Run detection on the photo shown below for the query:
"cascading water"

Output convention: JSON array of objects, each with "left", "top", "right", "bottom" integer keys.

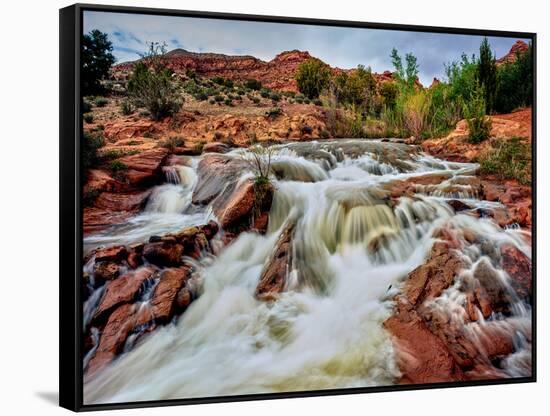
[{"left": 83, "top": 139, "right": 531, "bottom": 404}]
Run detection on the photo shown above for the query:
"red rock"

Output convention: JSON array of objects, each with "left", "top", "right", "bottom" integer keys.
[
  {"left": 83, "top": 169, "right": 124, "bottom": 195},
  {"left": 256, "top": 222, "right": 294, "bottom": 300},
  {"left": 92, "top": 261, "right": 121, "bottom": 285},
  {"left": 103, "top": 119, "right": 154, "bottom": 141},
  {"left": 83, "top": 207, "right": 135, "bottom": 236},
  {"left": 142, "top": 240, "right": 184, "bottom": 267},
  {"left": 116, "top": 148, "right": 169, "bottom": 188},
  {"left": 94, "top": 245, "right": 127, "bottom": 263},
  {"left": 496, "top": 40, "right": 529, "bottom": 66},
  {"left": 473, "top": 259, "right": 512, "bottom": 315},
  {"left": 501, "top": 245, "right": 532, "bottom": 302},
  {"left": 202, "top": 142, "right": 231, "bottom": 153},
  {"left": 147, "top": 267, "right": 193, "bottom": 323},
  {"left": 92, "top": 266, "right": 158, "bottom": 325},
  {"left": 384, "top": 301, "right": 465, "bottom": 384},
  {"left": 447, "top": 199, "right": 472, "bottom": 212},
  {"left": 402, "top": 243, "right": 463, "bottom": 306},
  {"left": 86, "top": 303, "right": 139, "bottom": 374},
  {"left": 93, "top": 190, "right": 151, "bottom": 212}
]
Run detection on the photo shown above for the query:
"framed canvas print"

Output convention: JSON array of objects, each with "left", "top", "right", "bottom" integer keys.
[{"left": 59, "top": 3, "right": 536, "bottom": 411}]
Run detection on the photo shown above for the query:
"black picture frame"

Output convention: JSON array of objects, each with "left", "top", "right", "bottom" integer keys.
[{"left": 59, "top": 3, "right": 537, "bottom": 412}]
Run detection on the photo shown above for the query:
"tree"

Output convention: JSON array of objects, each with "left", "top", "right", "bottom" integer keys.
[
  {"left": 127, "top": 42, "right": 181, "bottom": 120},
  {"left": 390, "top": 48, "right": 419, "bottom": 88},
  {"left": 477, "top": 37, "right": 497, "bottom": 113},
  {"left": 81, "top": 30, "right": 115, "bottom": 96},
  {"left": 295, "top": 58, "right": 331, "bottom": 99},
  {"left": 494, "top": 43, "right": 533, "bottom": 113}
]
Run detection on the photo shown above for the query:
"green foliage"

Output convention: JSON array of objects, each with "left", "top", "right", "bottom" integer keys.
[
  {"left": 494, "top": 44, "right": 533, "bottom": 113},
  {"left": 266, "top": 107, "right": 282, "bottom": 118},
  {"left": 82, "top": 132, "right": 105, "bottom": 171},
  {"left": 445, "top": 53, "right": 478, "bottom": 104},
  {"left": 83, "top": 113, "right": 94, "bottom": 124},
  {"left": 295, "top": 58, "right": 331, "bottom": 99},
  {"left": 462, "top": 86, "right": 492, "bottom": 144},
  {"left": 319, "top": 129, "right": 330, "bottom": 139},
  {"left": 477, "top": 38, "right": 498, "bottom": 113},
  {"left": 252, "top": 97, "right": 261, "bottom": 104},
  {"left": 158, "top": 136, "right": 184, "bottom": 151},
  {"left": 120, "top": 100, "right": 135, "bottom": 115},
  {"left": 94, "top": 97, "right": 108, "bottom": 107},
  {"left": 313, "top": 99, "right": 323, "bottom": 106},
  {"left": 127, "top": 42, "right": 182, "bottom": 121},
  {"left": 379, "top": 82, "right": 399, "bottom": 109},
  {"left": 270, "top": 92, "right": 281, "bottom": 102},
  {"left": 214, "top": 94, "right": 224, "bottom": 102},
  {"left": 478, "top": 137, "right": 531, "bottom": 184},
  {"left": 260, "top": 89, "right": 270, "bottom": 98},
  {"left": 391, "top": 48, "right": 419, "bottom": 88},
  {"left": 244, "top": 79, "right": 262, "bottom": 90},
  {"left": 82, "top": 100, "right": 92, "bottom": 113},
  {"left": 401, "top": 90, "right": 431, "bottom": 139},
  {"left": 212, "top": 77, "right": 225, "bottom": 85},
  {"left": 331, "top": 65, "right": 377, "bottom": 114},
  {"left": 109, "top": 160, "right": 128, "bottom": 173},
  {"left": 194, "top": 140, "right": 206, "bottom": 153},
  {"left": 81, "top": 30, "right": 115, "bottom": 96},
  {"left": 224, "top": 98, "right": 233, "bottom": 106}
]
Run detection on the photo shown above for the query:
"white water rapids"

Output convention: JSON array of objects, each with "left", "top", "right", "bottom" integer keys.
[{"left": 83, "top": 140, "right": 532, "bottom": 404}]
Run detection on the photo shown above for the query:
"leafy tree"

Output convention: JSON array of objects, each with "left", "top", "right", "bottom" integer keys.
[
  {"left": 81, "top": 30, "right": 115, "bottom": 96},
  {"left": 445, "top": 53, "right": 478, "bottom": 104},
  {"left": 380, "top": 82, "right": 399, "bottom": 109},
  {"left": 494, "top": 43, "right": 533, "bottom": 113},
  {"left": 296, "top": 58, "right": 331, "bottom": 99},
  {"left": 462, "top": 85, "right": 491, "bottom": 143},
  {"left": 244, "top": 79, "right": 262, "bottom": 90},
  {"left": 127, "top": 42, "right": 182, "bottom": 120},
  {"left": 390, "top": 48, "right": 419, "bottom": 88},
  {"left": 477, "top": 37, "right": 497, "bottom": 113}
]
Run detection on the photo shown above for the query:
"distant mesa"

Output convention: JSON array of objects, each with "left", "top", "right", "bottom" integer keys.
[{"left": 112, "top": 40, "right": 528, "bottom": 92}]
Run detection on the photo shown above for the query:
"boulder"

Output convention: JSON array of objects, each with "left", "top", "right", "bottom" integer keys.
[
  {"left": 92, "top": 266, "right": 158, "bottom": 325},
  {"left": 92, "top": 261, "right": 121, "bottom": 286},
  {"left": 202, "top": 142, "right": 231, "bottom": 154},
  {"left": 142, "top": 239, "right": 184, "bottom": 267},
  {"left": 473, "top": 259, "right": 512, "bottom": 315},
  {"left": 117, "top": 148, "right": 169, "bottom": 188},
  {"left": 501, "top": 245, "right": 532, "bottom": 303},
  {"left": 94, "top": 245, "right": 127, "bottom": 263},
  {"left": 146, "top": 267, "right": 193, "bottom": 323},
  {"left": 256, "top": 222, "right": 295, "bottom": 300}
]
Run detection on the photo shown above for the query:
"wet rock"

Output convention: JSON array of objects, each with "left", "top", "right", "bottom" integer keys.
[
  {"left": 83, "top": 208, "right": 135, "bottom": 236},
  {"left": 447, "top": 199, "right": 472, "bottom": 212},
  {"left": 403, "top": 243, "right": 463, "bottom": 305},
  {"left": 384, "top": 300, "right": 466, "bottom": 384},
  {"left": 117, "top": 148, "right": 169, "bottom": 188},
  {"left": 473, "top": 259, "right": 512, "bottom": 316},
  {"left": 143, "top": 240, "right": 184, "bottom": 267},
  {"left": 146, "top": 266, "right": 193, "bottom": 323},
  {"left": 501, "top": 245, "right": 532, "bottom": 303},
  {"left": 93, "top": 190, "right": 151, "bottom": 212},
  {"left": 94, "top": 245, "right": 127, "bottom": 263},
  {"left": 203, "top": 142, "right": 231, "bottom": 153},
  {"left": 256, "top": 222, "right": 295, "bottom": 301},
  {"left": 192, "top": 154, "right": 249, "bottom": 205},
  {"left": 86, "top": 303, "right": 139, "bottom": 374},
  {"left": 93, "top": 261, "right": 121, "bottom": 285},
  {"left": 92, "top": 266, "right": 158, "bottom": 325}
]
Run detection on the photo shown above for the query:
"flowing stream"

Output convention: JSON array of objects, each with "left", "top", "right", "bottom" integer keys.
[{"left": 83, "top": 139, "right": 532, "bottom": 404}]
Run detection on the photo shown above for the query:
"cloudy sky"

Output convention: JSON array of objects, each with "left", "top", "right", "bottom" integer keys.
[{"left": 84, "top": 11, "right": 527, "bottom": 86}]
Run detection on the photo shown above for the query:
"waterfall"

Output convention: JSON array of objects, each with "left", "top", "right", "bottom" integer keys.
[{"left": 83, "top": 139, "right": 531, "bottom": 404}]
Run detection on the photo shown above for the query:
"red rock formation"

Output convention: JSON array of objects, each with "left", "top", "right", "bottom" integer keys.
[{"left": 496, "top": 40, "right": 529, "bottom": 66}]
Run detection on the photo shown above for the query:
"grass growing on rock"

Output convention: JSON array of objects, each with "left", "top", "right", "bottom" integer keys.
[{"left": 478, "top": 137, "right": 531, "bottom": 184}]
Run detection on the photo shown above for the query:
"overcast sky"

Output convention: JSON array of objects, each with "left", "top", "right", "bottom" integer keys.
[{"left": 84, "top": 11, "right": 527, "bottom": 86}]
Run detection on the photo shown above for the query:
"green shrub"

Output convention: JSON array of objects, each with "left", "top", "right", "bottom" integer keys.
[
  {"left": 252, "top": 97, "right": 261, "bottom": 104},
  {"left": 81, "top": 30, "right": 115, "bottom": 96},
  {"left": 244, "top": 79, "right": 262, "bottom": 90},
  {"left": 463, "top": 86, "right": 491, "bottom": 144},
  {"left": 478, "top": 137, "right": 531, "bottom": 184},
  {"left": 209, "top": 99, "right": 216, "bottom": 105},
  {"left": 260, "top": 89, "right": 270, "bottom": 98},
  {"left": 83, "top": 113, "right": 94, "bottom": 124},
  {"left": 494, "top": 44, "right": 533, "bottom": 113},
  {"left": 127, "top": 42, "right": 182, "bottom": 121},
  {"left": 214, "top": 95, "right": 224, "bottom": 102},
  {"left": 82, "top": 132, "right": 105, "bottom": 171},
  {"left": 313, "top": 99, "right": 323, "bottom": 106},
  {"left": 270, "top": 92, "right": 281, "bottom": 102},
  {"left": 212, "top": 76, "right": 225, "bottom": 85},
  {"left": 158, "top": 136, "right": 184, "bottom": 151},
  {"left": 224, "top": 79, "right": 234, "bottom": 88},
  {"left": 82, "top": 100, "right": 92, "bottom": 113},
  {"left": 266, "top": 107, "right": 282, "bottom": 118},
  {"left": 319, "top": 129, "right": 330, "bottom": 139},
  {"left": 120, "top": 100, "right": 135, "bottom": 115},
  {"left": 224, "top": 98, "right": 233, "bottom": 106},
  {"left": 94, "top": 97, "right": 108, "bottom": 107},
  {"left": 194, "top": 91, "right": 208, "bottom": 101},
  {"left": 295, "top": 58, "right": 331, "bottom": 99},
  {"left": 109, "top": 160, "right": 128, "bottom": 173}
]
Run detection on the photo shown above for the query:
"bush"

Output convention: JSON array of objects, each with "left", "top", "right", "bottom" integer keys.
[
  {"left": 296, "top": 58, "right": 331, "bottom": 99},
  {"left": 214, "top": 94, "right": 224, "bottom": 102},
  {"left": 127, "top": 42, "right": 182, "bottom": 121},
  {"left": 209, "top": 99, "right": 216, "bottom": 105},
  {"left": 120, "top": 100, "right": 135, "bottom": 115},
  {"left": 260, "top": 89, "right": 270, "bottom": 98},
  {"left": 313, "top": 98, "right": 323, "bottom": 106},
  {"left": 82, "top": 100, "right": 92, "bottom": 113},
  {"left": 402, "top": 90, "right": 431, "bottom": 140},
  {"left": 83, "top": 113, "right": 94, "bottom": 124},
  {"left": 463, "top": 86, "right": 491, "bottom": 144},
  {"left": 478, "top": 137, "right": 531, "bottom": 184},
  {"left": 319, "top": 129, "right": 330, "bottom": 139},
  {"left": 194, "top": 91, "right": 208, "bottom": 101},
  {"left": 270, "top": 92, "right": 281, "bottom": 102},
  {"left": 194, "top": 140, "right": 206, "bottom": 153},
  {"left": 494, "top": 44, "right": 533, "bottom": 113},
  {"left": 158, "top": 136, "right": 184, "bottom": 151},
  {"left": 82, "top": 132, "right": 105, "bottom": 171},
  {"left": 224, "top": 98, "right": 233, "bottom": 106},
  {"left": 244, "top": 79, "right": 262, "bottom": 90},
  {"left": 252, "top": 97, "right": 261, "bottom": 104},
  {"left": 94, "top": 97, "right": 108, "bottom": 107},
  {"left": 212, "top": 76, "right": 225, "bottom": 85},
  {"left": 266, "top": 107, "right": 282, "bottom": 118},
  {"left": 81, "top": 30, "right": 115, "bottom": 96},
  {"left": 109, "top": 160, "right": 128, "bottom": 173}
]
